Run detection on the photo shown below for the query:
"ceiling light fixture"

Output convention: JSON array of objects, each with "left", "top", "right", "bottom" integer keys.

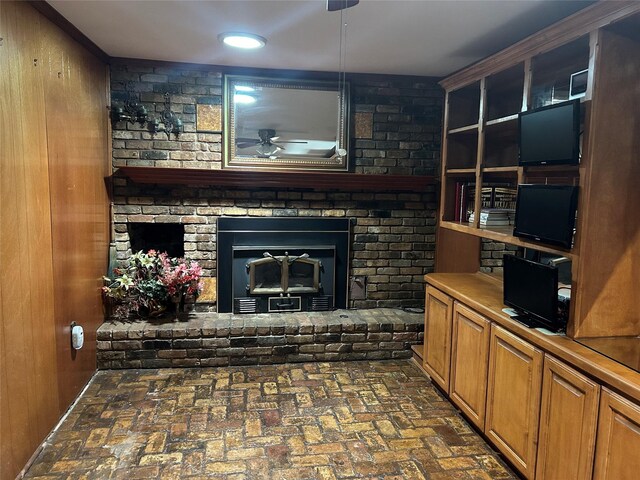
[
  {"left": 256, "top": 143, "right": 281, "bottom": 157},
  {"left": 218, "top": 32, "right": 266, "bottom": 49},
  {"left": 234, "top": 94, "right": 257, "bottom": 105}
]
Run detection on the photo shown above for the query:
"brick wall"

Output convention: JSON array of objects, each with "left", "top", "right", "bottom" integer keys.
[
  {"left": 479, "top": 240, "right": 519, "bottom": 274},
  {"left": 111, "top": 61, "right": 443, "bottom": 308}
]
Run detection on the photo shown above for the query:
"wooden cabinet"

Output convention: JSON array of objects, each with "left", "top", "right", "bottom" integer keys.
[
  {"left": 593, "top": 389, "right": 640, "bottom": 479},
  {"left": 423, "top": 286, "right": 454, "bottom": 392},
  {"left": 449, "top": 302, "right": 491, "bottom": 429},
  {"left": 421, "top": 280, "right": 640, "bottom": 480},
  {"left": 486, "top": 324, "right": 543, "bottom": 479},
  {"left": 535, "top": 356, "right": 600, "bottom": 480}
]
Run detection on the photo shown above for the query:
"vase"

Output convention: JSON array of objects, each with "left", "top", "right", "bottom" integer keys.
[{"left": 171, "top": 292, "right": 187, "bottom": 321}]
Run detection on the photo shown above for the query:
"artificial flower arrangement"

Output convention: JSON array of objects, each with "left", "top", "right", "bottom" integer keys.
[{"left": 102, "top": 250, "right": 203, "bottom": 319}]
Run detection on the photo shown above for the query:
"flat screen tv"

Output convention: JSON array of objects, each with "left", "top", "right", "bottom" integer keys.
[
  {"left": 519, "top": 99, "right": 580, "bottom": 166},
  {"left": 513, "top": 184, "right": 578, "bottom": 249},
  {"left": 503, "top": 255, "right": 560, "bottom": 331}
]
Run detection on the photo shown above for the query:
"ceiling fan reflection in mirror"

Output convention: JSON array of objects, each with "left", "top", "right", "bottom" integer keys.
[{"left": 236, "top": 129, "right": 308, "bottom": 156}]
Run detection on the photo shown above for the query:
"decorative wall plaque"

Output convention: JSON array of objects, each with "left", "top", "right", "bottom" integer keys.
[{"left": 196, "top": 104, "right": 222, "bottom": 133}]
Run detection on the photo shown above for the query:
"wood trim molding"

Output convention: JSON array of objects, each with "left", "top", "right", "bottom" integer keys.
[
  {"left": 440, "top": 1, "right": 640, "bottom": 91},
  {"left": 28, "top": 1, "right": 110, "bottom": 63},
  {"left": 110, "top": 57, "right": 441, "bottom": 84}
]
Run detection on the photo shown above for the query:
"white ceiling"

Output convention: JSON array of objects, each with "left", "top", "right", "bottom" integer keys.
[{"left": 49, "top": 0, "right": 593, "bottom": 77}]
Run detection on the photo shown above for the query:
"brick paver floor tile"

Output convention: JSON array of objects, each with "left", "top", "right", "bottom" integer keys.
[{"left": 24, "top": 360, "right": 516, "bottom": 479}]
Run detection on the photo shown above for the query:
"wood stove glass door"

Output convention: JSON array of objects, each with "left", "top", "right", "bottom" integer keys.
[{"left": 248, "top": 257, "right": 284, "bottom": 294}]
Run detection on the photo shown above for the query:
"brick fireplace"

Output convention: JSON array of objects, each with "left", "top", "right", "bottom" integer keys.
[{"left": 110, "top": 60, "right": 447, "bottom": 309}]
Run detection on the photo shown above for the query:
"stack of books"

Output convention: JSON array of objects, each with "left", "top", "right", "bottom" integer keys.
[
  {"left": 469, "top": 208, "right": 515, "bottom": 226},
  {"left": 453, "top": 183, "right": 517, "bottom": 222}
]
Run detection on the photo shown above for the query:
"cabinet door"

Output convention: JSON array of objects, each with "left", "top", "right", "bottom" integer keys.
[
  {"left": 450, "top": 302, "right": 491, "bottom": 430},
  {"left": 486, "top": 324, "right": 543, "bottom": 479},
  {"left": 535, "top": 356, "right": 600, "bottom": 480},
  {"left": 593, "top": 388, "right": 640, "bottom": 480},
  {"left": 423, "top": 286, "right": 453, "bottom": 392}
]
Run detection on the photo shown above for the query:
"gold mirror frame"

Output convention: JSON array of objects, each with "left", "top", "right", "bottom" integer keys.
[{"left": 224, "top": 75, "right": 350, "bottom": 171}]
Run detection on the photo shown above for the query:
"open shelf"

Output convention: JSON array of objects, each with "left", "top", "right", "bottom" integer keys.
[
  {"left": 439, "top": 220, "right": 577, "bottom": 259},
  {"left": 446, "top": 131, "right": 478, "bottom": 170},
  {"left": 449, "top": 124, "right": 479, "bottom": 135},
  {"left": 486, "top": 64, "right": 525, "bottom": 121},
  {"left": 448, "top": 82, "right": 481, "bottom": 130},
  {"left": 524, "top": 166, "right": 580, "bottom": 186},
  {"left": 485, "top": 114, "right": 519, "bottom": 127},
  {"left": 530, "top": 36, "right": 590, "bottom": 108},
  {"left": 115, "top": 166, "right": 436, "bottom": 192},
  {"left": 483, "top": 166, "right": 519, "bottom": 173},
  {"left": 447, "top": 168, "right": 477, "bottom": 174},
  {"left": 484, "top": 118, "right": 519, "bottom": 168}
]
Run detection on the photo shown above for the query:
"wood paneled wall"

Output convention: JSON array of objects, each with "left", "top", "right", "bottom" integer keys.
[{"left": 0, "top": 3, "right": 110, "bottom": 478}]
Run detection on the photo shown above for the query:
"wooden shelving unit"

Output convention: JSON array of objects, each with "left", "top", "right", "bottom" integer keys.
[
  {"left": 435, "top": 1, "right": 640, "bottom": 341},
  {"left": 116, "top": 166, "right": 436, "bottom": 192}
]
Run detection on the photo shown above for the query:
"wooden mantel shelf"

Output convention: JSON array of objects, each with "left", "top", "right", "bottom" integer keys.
[{"left": 115, "top": 166, "right": 436, "bottom": 192}]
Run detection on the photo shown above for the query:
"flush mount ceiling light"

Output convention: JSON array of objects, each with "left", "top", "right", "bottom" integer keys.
[
  {"left": 218, "top": 32, "right": 266, "bottom": 49},
  {"left": 234, "top": 94, "right": 256, "bottom": 104}
]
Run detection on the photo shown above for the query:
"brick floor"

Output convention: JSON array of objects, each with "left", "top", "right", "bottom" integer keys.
[{"left": 24, "top": 361, "right": 516, "bottom": 479}]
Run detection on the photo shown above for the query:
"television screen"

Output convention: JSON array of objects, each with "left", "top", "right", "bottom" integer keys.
[
  {"left": 513, "top": 184, "right": 578, "bottom": 248},
  {"left": 519, "top": 99, "right": 580, "bottom": 166},
  {"left": 503, "top": 255, "right": 559, "bottom": 330}
]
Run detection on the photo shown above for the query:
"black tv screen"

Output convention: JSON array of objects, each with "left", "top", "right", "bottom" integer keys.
[
  {"left": 503, "top": 255, "right": 559, "bottom": 330},
  {"left": 513, "top": 184, "right": 578, "bottom": 248},
  {"left": 519, "top": 99, "right": 580, "bottom": 166}
]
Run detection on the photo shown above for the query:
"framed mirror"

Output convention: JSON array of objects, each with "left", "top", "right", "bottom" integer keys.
[{"left": 224, "top": 75, "right": 350, "bottom": 171}]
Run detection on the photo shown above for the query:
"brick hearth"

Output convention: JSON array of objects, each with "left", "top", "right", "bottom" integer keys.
[{"left": 97, "top": 309, "right": 423, "bottom": 369}]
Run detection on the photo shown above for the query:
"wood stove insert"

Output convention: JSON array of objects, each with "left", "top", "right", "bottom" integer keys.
[{"left": 217, "top": 218, "right": 350, "bottom": 313}]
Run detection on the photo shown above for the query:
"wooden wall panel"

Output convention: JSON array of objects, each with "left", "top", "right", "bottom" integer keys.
[
  {"left": 573, "top": 27, "right": 640, "bottom": 337},
  {"left": 0, "top": 3, "right": 60, "bottom": 477},
  {"left": 39, "top": 7, "right": 110, "bottom": 412},
  {"left": 0, "top": 2, "right": 109, "bottom": 478},
  {"left": 434, "top": 227, "right": 480, "bottom": 273}
]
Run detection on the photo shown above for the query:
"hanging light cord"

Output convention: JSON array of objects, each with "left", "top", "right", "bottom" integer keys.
[{"left": 336, "top": 3, "right": 348, "bottom": 157}]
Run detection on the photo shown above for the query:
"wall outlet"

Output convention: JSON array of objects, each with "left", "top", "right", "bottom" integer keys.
[{"left": 350, "top": 276, "right": 366, "bottom": 300}]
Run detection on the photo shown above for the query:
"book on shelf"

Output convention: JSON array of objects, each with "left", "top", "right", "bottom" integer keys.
[
  {"left": 481, "top": 184, "right": 518, "bottom": 210},
  {"left": 454, "top": 182, "right": 462, "bottom": 222},
  {"left": 453, "top": 182, "right": 515, "bottom": 222},
  {"left": 454, "top": 181, "right": 476, "bottom": 222}
]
